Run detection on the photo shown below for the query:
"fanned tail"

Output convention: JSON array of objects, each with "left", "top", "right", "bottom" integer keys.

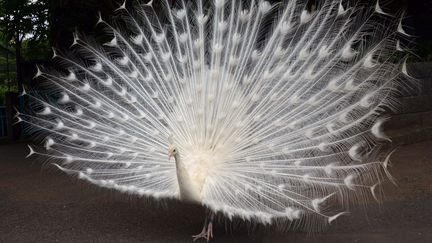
[{"left": 20, "top": 0, "right": 412, "bottom": 231}]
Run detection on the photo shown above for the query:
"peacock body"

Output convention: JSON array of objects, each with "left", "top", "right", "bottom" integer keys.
[{"left": 21, "top": 0, "right": 412, "bottom": 232}]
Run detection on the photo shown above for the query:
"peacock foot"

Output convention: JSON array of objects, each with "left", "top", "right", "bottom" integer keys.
[{"left": 192, "top": 221, "right": 213, "bottom": 242}]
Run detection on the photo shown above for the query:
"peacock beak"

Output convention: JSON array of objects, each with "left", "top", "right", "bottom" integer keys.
[{"left": 168, "top": 152, "right": 173, "bottom": 160}]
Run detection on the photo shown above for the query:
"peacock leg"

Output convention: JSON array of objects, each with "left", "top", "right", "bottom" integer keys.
[{"left": 192, "top": 211, "right": 214, "bottom": 242}]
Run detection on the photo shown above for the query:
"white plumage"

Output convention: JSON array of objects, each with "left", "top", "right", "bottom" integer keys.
[{"left": 21, "top": 0, "right": 411, "bottom": 232}]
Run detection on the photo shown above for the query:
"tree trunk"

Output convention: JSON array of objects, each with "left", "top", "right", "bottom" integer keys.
[
  {"left": 14, "top": 3, "right": 23, "bottom": 95},
  {"left": 15, "top": 39, "right": 23, "bottom": 94}
]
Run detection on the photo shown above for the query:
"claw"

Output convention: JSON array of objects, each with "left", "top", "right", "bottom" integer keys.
[
  {"left": 192, "top": 222, "right": 213, "bottom": 242},
  {"left": 207, "top": 222, "right": 213, "bottom": 242},
  {"left": 192, "top": 211, "right": 215, "bottom": 242},
  {"left": 192, "top": 229, "right": 206, "bottom": 241}
]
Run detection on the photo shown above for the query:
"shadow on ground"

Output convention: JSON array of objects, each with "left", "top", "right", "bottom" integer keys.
[{"left": 1, "top": 141, "right": 431, "bottom": 242}]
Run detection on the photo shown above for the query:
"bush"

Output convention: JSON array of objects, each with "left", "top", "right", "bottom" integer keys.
[{"left": 0, "top": 81, "right": 17, "bottom": 106}]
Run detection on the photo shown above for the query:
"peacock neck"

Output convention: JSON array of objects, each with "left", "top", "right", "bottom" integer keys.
[{"left": 173, "top": 152, "right": 200, "bottom": 203}]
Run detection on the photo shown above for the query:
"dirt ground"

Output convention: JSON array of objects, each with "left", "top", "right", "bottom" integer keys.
[{"left": 0, "top": 141, "right": 431, "bottom": 243}]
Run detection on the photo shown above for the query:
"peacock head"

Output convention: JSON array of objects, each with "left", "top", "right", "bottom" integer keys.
[
  {"left": 168, "top": 145, "right": 178, "bottom": 160},
  {"left": 168, "top": 134, "right": 178, "bottom": 160}
]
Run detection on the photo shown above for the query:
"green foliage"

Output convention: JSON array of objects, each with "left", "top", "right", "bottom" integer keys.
[
  {"left": 21, "top": 38, "right": 51, "bottom": 60},
  {"left": 0, "top": 81, "right": 17, "bottom": 105},
  {"left": 0, "top": 0, "right": 49, "bottom": 46},
  {"left": 0, "top": 45, "right": 16, "bottom": 105},
  {"left": 0, "top": 0, "right": 50, "bottom": 103}
]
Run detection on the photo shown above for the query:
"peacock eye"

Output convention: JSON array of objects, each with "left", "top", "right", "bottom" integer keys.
[{"left": 173, "top": 149, "right": 176, "bottom": 153}]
